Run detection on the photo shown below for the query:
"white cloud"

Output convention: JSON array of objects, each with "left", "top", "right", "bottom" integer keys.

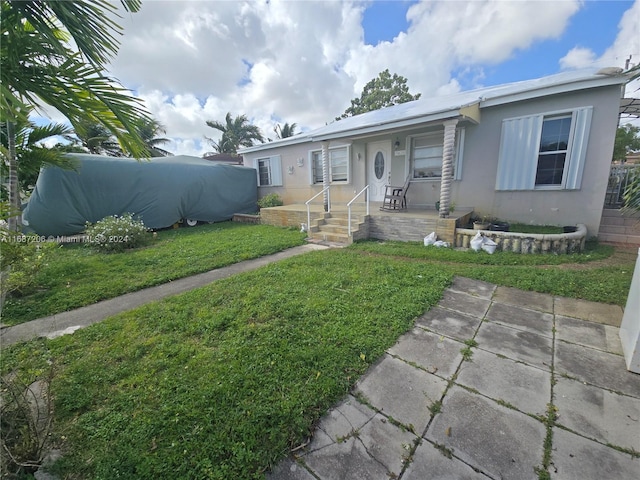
[
  {"left": 35, "top": 0, "right": 634, "bottom": 156},
  {"left": 560, "top": 47, "right": 598, "bottom": 70}
]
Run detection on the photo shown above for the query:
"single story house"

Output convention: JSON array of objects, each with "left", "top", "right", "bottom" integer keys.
[{"left": 240, "top": 67, "right": 633, "bottom": 245}]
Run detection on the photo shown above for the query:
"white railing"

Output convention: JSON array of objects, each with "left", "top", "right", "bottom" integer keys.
[
  {"left": 305, "top": 186, "right": 330, "bottom": 233},
  {"left": 347, "top": 185, "right": 370, "bottom": 237}
]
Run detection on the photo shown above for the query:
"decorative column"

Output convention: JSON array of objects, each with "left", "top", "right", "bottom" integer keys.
[
  {"left": 321, "top": 141, "right": 329, "bottom": 212},
  {"left": 438, "top": 119, "right": 458, "bottom": 218}
]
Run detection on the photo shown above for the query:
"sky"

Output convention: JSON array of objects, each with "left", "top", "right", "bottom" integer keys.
[{"left": 43, "top": 0, "right": 640, "bottom": 156}]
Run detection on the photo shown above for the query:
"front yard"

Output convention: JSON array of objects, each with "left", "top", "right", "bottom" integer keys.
[{"left": 1, "top": 225, "right": 636, "bottom": 478}]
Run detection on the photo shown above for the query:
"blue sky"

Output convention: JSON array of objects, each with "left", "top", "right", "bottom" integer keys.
[
  {"left": 38, "top": 0, "right": 640, "bottom": 155},
  {"left": 362, "top": 0, "right": 636, "bottom": 89}
]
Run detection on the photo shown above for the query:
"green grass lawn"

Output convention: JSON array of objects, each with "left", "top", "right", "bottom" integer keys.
[
  {"left": 1, "top": 232, "right": 636, "bottom": 479},
  {"left": 2, "top": 222, "right": 307, "bottom": 325}
]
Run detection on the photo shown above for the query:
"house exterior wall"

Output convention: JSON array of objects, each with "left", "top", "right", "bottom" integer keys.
[
  {"left": 449, "top": 86, "right": 622, "bottom": 236},
  {"left": 243, "top": 82, "right": 622, "bottom": 238}
]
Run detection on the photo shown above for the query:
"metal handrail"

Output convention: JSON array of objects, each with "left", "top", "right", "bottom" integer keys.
[
  {"left": 347, "top": 185, "right": 369, "bottom": 237},
  {"left": 305, "top": 186, "right": 330, "bottom": 233}
]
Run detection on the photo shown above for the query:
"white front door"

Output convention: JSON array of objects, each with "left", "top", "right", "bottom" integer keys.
[{"left": 367, "top": 141, "right": 391, "bottom": 202}]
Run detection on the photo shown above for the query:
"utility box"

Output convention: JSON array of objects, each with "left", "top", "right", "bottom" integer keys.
[{"left": 620, "top": 247, "right": 640, "bottom": 374}]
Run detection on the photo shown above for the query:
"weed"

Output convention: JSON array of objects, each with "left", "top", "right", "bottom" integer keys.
[
  {"left": 433, "top": 442, "right": 453, "bottom": 459},
  {"left": 428, "top": 400, "right": 442, "bottom": 415}
]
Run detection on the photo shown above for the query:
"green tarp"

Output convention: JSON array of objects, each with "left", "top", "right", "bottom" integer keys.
[{"left": 23, "top": 154, "right": 258, "bottom": 236}]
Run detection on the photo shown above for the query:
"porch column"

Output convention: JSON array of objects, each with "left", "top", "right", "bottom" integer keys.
[
  {"left": 438, "top": 119, "right": 458, "bottom": 218},
  {"left": 321, "top": 141, "right": 329, "bottom": 212}
]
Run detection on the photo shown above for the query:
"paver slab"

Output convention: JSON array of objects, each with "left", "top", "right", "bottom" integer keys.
[
  {"left": 403, "top": 439, "right": 488, "bottom": 480},
  {"left": 493, "top": 286, "right": 554, "bottom": 312},
  {"left": 555, "top": 315, "right": 623, "bottom": 354},
  {"left": 425, "top": 386, "right": 546, "bottom": 480},
  {"left": 266, "top": 458, "right": 316, "bottom": 480},
  {"left": 388, "top": 327, "right": 463, "bottom": 379},
  {"left": 476, "top": 322, "right": 553, "bottom": 371},
  {"left": 302, "top": 437, "right": 390, "bottom": 480},
  {"left": 456, "top": 348, "right": 551, "bottom": 416},
  {"left": 313, "top": 395, "right": 376, "bottom": 444},
  {"left": 415, "top": 306, "right": 482, "bottom": 342},
  {"left": 437, "top": 290, "right": 491, "bottom": 318},
  {"left": 554, "top": 376, "right": 640, "bottom": 451},
  {"left": 356, "top": 413, "right": 418, "bottom": 476},
  {"left": 354, "top": 354, "right": 447, "bottom": 433},
  {"left": 449, "top": 277, "right": 496, "bottom": 299},
  {"left": 554, "top": 340, "right": 640, "bottom": 398},
  {"left": 554, "top": 297, "right": 623, "bottom": 327},
  {"left": 551, "top": 427, "right": 640, "bottom": 480},
  {"left": 485, "top": 302, "right": 553, "bottom": 337}
]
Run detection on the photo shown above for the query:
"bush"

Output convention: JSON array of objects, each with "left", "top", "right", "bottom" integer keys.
[
  {"left": 257, "top": 193, "right": 283, "bottom": 209},
  {"left": 85, "top": 213, "right": 149, "bottom": 253}
]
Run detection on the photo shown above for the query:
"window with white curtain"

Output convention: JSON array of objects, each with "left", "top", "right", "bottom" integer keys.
[{"left": 496, "top": 107, "right": 592, "bottom": 190}]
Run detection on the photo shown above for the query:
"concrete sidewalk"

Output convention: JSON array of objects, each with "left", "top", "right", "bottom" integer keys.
[
  {"left": 268, "top": 277, "right": 640, "bottom": 480},
  {"left": 0, "top": 244, "right": 328, "bottom": 346}
]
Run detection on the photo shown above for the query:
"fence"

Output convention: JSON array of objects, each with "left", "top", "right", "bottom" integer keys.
[{"left": 604, "top": 164, "right": 640, "bottom": 208}]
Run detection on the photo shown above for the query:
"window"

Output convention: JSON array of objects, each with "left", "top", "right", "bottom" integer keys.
[
  {"left": 309, "top": 146, "right": 350, "bottom": 184},
  {"left": 535, "top": 115, "right": 572, "bottom": 186},
  {"left": 253, "top": 156, "right": 282, "bottom": 186},
  {"left": 410, "top": 129, "right": 465, "bottom": 180},
  {"left": 413, "top": 134, "right": 444, "bottom": 179},
  {"left": 496, "top": 107, "right": 592, "bottom": 191}
]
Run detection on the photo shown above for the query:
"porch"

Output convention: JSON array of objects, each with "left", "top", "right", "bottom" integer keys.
[{"left": 258, "top": 203, "right": 474, "bottom": 245}]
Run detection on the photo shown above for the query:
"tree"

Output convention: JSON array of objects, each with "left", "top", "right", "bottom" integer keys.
[
  {"left": 136, "top": 118, "right": 173, "bottom": 157},
  {"left": 613, "top": 124, "right": 640, "bottom": 163},
  {"left": 1, "top": 0, "right": 152, "bottom": 230},
  {"left": 1, "top": 115, "right": 77, "bottom": 200},
  {"left": 73, "top": 120, "right": 123, "bottom": 156},
  {"left": 337, "top": 69, "right": 421, "bottom": 120},
  {"left": 274, "top": 122, "right": 297, "bottom": 139},
  {"left": 205, "top": 113, "right": 264, "bottom": 154}
]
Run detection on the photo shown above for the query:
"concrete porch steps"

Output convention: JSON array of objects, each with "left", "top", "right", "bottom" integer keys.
[
  {"left": 598, "top": 208, "right": 640, "bottom": 246},
  {"left": 307, "top": 212, "right": 364, "bottom": 245}
]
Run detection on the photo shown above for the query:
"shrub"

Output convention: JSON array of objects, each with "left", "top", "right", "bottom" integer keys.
[
  {"left": 1, "top": 221, "right": 57, "bottom": 304},
  {"left": 85, "top": 213, "right": 149, "bottom": 253},
  {"left": 257, "top": 193, "right": 283, "bottom": 209}
]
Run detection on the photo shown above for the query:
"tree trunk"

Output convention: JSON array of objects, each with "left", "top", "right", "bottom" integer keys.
[{"left": 7, "top": 121, "right": 22, "bottom": 231}]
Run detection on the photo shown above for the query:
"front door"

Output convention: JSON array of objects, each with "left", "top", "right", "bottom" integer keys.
[{"left": 367, "top": 141, "right": 391, "bottom": 202}]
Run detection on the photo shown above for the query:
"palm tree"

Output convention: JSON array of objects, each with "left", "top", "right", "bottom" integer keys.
[
  {"left": 205, "top": 113, "right": 264, "bottom": 154},
  {"left": 73, "top": 120, "right": 123, "bottom": 156},
  {"left": 1, "top": 0, "right": 152, "bottom": 230},
  {"left": 136, "top": 118, "right": 173, "bottom": 157},
  {"left": 274, "top": 122, "right": 297, "bottom": 139},
  {"left": 1, "top": 115, "right": 77, "bottom": 199}
]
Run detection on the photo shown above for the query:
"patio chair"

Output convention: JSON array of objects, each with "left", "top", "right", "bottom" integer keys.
[{"left": 380, "top": 175, "right": 411, "bottom": 211}]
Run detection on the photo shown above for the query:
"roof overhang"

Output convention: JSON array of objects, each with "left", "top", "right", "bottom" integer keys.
[{"left": 620, "top": 97, "right": 640, "bottom": 118}]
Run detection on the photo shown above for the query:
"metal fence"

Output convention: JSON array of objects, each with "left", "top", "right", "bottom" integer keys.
[{"left": 605, "top": 164, "right": 640, "bottom": 208}]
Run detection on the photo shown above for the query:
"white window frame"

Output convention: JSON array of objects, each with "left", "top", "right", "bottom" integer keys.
[
  {"left": 253, "top": 155, "right": 282, "bottom": 187},
  {"left": 496, "top": 106, "right": 592, "bottom": 191},
  {"left": 407, "top": 127, "right": 465, "bottom": 181},
  {"left": 308, "top": 145, "right": 351, "bottom": 185}
]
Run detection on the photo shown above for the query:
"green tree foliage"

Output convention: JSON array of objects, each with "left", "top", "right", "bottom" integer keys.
[
  {"left": 73, "top": 120, "right": 124, "bottom": 156},
  {"left": 1, "top": 0, "right": 152, "bottom": 230},
  {"left": 337, "top": 69, "right": 421, "bottom": 120},
  {"left": 0, "top": 113, "right": 77, "bottom": 199},
  {"left": 206, "top": 112, "right": 265, "bottom": 154},
  {"left": 136, "top": 118, "right": 173, "bottom": 157},
  {"left": 613, "top": 124, "right": 640, "bottom": 163},
  {"left": 274, "top": 122, "right": 297, "bottom": 139}
]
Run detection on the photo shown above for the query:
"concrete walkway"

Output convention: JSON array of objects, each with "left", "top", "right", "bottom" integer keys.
[
  {"left": 0, "top": 244, "right": 328, "bottom": 346},
  {"left": 268, "top": 277, "right": 640, "bottom": 480}
]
